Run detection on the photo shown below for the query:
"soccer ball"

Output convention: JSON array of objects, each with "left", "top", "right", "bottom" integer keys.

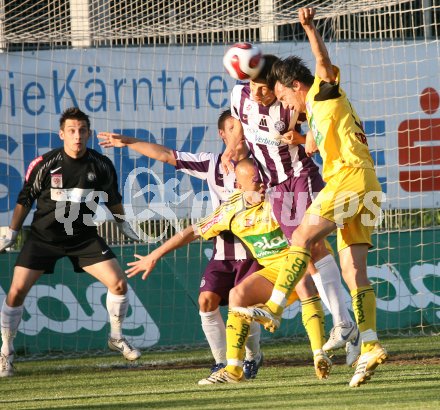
[{"left": 223, "top": 43, "right": 264, "bottom": 81}]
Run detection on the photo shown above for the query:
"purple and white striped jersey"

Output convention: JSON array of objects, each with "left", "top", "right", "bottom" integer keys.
[
  {"left": 173, "top": 150, "right": 249, "bottom": 261},
  {"left": 231, "top": 83, "right": 319, "bottom": 187}
]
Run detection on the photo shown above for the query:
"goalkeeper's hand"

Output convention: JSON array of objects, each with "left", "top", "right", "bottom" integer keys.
[
  {"left": 0, "top": 228, "right": 18, "bottom": 252},
  {"left": 117, "top": 221, "right": 141, "bottom": 242}
]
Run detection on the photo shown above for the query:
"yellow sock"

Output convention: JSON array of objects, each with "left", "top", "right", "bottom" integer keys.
[
  {"left": 225, "top": 310, "right": 250, "bottom": 378},
  {"left": 351, "top": 285, "right": 378, "bottom": 353},
  {"left": 301, "top": 295, "right": 325, "bottom": 352},
  {"left": 267, "top": 246, "right": 310, "bottom": 316}
]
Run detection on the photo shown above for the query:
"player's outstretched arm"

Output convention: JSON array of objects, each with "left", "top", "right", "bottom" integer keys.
[
  {"left": 0, "top": 204, "right": 30, "bottom": 252},
  {"left": 125, "top": 225, "right": 200, "bottom": 280},
  {"left": 98, "top": 131, "right": 177, "bottom": 166},
  {"left": 299, "top": 7, "right": 335, "bottom": 83}
]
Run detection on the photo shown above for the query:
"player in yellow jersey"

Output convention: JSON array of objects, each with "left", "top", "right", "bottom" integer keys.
[
  {"left": 126, "top": 158, "right": 332, "bottom": 383},
  {"left": 247, "top": 6, "right": 387, "bottom": 387}
]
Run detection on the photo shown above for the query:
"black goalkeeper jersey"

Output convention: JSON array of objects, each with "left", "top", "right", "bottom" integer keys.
[{"left": 17, "top": 148, "right": 122, "bottom": 243}]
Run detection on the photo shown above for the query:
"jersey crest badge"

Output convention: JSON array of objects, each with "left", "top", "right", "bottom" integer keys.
[
  {"left": 87, "top": 172, "right": 96, "bottom": 182},
  {"left": 274, "top": 120, "right": 286, "bottom": 132},
  {"left": 51, "top": 174, "right": 63, "bottom": 188}
]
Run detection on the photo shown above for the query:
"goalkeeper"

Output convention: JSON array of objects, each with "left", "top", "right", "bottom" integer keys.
[
  {"left": 0, "top": 107, "right": 141, "bottom": 378},
  {"left": 126, "top": 157, "right": 332, "bottom": 384}
]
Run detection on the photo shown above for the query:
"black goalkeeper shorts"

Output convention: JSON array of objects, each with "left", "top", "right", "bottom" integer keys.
[{"left": 14, "top": 233, "right": 117, "bottom": 273}]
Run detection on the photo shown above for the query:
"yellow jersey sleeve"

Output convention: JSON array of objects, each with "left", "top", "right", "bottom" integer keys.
[
  {"left": 196, "top": 191, "right": 244, "bottom": 240},
  {"left": 306, "top": 66, "right": 374, "bottom": 181}
]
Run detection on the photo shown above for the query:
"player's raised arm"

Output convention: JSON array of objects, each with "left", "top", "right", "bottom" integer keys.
[
  {"left": 220, "top": 118, "right": 243, "bottom": 175},
  {"left": 98, "top": 132, "right": 177, "bottom": 166},
  {"left": 299, "top": 7, "right": 335, "bottom": 83},
  {"left": 125, "top": 225, "right": 200, "bottom": 280}
]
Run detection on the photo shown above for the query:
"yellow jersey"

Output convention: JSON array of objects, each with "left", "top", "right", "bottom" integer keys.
[
  {"left": 196, "top": 191, "right": 289, "bottom": 267},
  {"left": 306, "top": 66, "right": 374, "bottom": 182}
]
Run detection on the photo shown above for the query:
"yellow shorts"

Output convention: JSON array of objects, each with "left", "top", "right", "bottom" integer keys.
[
  {"left": 306, "top": 167, "right": 382, "bottom": 252},
  {"left": 255, "top": 263, "right": 299, "bottom": 306}
]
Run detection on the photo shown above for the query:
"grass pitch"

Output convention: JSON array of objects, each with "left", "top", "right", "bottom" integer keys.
[{"left": 1, "top": 335, "right": 439, "bottom": 409}]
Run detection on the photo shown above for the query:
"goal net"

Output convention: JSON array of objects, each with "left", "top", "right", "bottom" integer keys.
[{"left": 0, "top": 0, "right": 439, "bottom": 357}]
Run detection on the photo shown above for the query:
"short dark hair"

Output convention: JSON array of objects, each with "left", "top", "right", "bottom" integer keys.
[
  {"left": 267, "top": 56, "right": 314, "bottom": 90},
  {"left": 217, "top": 108, "right": 232, "bottom": 130},
  {"left": 59, "top": 107, "right": 90, "bottom": 130},
  {"left": 254, "top": 54, "right": 280, "bottom": 82}
]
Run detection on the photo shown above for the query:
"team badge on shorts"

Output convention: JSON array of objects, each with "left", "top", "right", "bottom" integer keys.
[
  {"left": 51, "top": 174, "right": 63, "bottom": 188},
  {"left": 200, "top": 277, "right": 206, "bottom": 288}
]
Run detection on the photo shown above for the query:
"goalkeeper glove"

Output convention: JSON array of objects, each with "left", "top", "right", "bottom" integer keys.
[
  {"left": 117, "top": 221, "right": 141, "bottom": 242},
  {"left": 0, "top": 228, "right": 18, "bottom": 252}
]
